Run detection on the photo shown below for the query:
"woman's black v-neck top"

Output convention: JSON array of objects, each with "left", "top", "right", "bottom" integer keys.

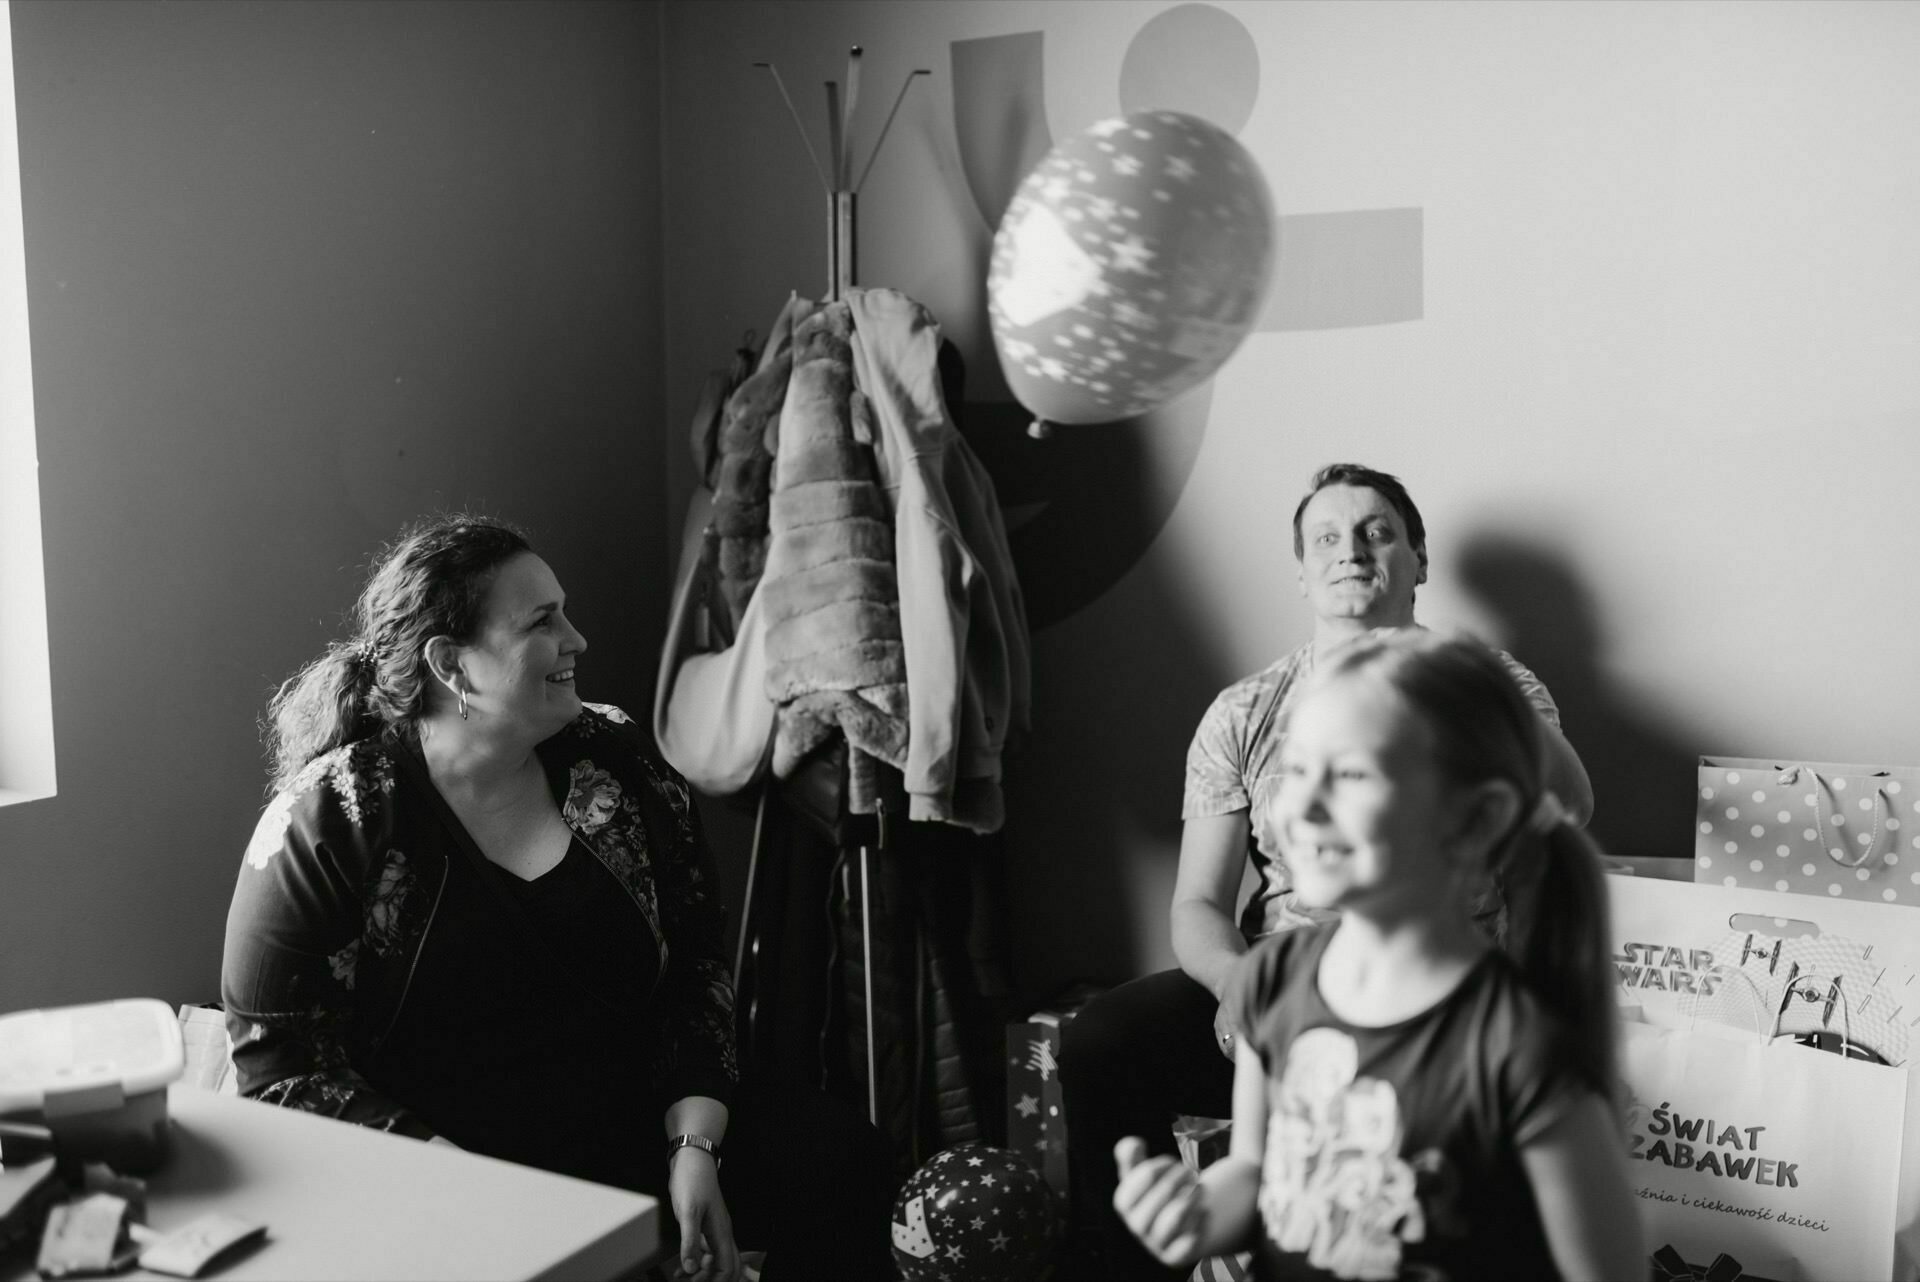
[{"left": 367, "top": 835, "right": 664, "bottom": 1191}]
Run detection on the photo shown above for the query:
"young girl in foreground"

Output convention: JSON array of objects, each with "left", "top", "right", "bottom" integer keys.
[{"left": 1114, "top": 631, "right": 1642, "bottom": 1280}]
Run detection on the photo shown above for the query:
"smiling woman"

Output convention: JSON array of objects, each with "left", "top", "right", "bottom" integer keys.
[{"left": 224, "top": 512, "right": 898, "bottom": 1280}]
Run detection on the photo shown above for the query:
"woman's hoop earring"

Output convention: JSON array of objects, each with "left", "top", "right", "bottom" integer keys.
[{"left": 458, "top": 688, "right": 470, "bottom": 722}]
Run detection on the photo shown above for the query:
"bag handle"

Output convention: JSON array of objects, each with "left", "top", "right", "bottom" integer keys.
[
  {"left": 1783, "top": 765, "right": 1893, "bottom": 871},
  {"left": 1680, "top": 962, "right": 1774, "bottom": 1044}
]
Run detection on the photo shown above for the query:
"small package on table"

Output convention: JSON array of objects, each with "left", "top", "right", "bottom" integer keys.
[
  {"left": 1005, "top": 982, "right": 1105, "bottom": 1199},
  {"left": 0, "top": 999, "right": 185, "bottom": 1175}
]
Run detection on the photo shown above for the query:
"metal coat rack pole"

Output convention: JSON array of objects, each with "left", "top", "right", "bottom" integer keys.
[{"left": 746, "top": 49, "right": 928, "bottom": 1127}]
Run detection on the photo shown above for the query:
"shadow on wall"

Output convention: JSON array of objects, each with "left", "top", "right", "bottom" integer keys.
[
  {"left": 1455, "top": 534, "right": 1697, "bottom": 864},
  {"left": 953, "top": 391, "right": 1209, "bottom": 632},
  {"left": 993, "top": 548, "right": 1234, "bottom": 994},
  {"left": 956, "top": 396, "right": 1234, "bottom": 993}
]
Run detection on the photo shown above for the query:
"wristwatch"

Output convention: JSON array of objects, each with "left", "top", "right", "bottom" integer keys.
[{"left": 667, "top": 1133, "right": 722, "bottom": 1170}]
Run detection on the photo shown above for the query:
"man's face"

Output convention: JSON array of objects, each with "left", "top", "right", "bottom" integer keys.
[{"left": 1295, "top": 484, "right": 1426, "bottom": 627}]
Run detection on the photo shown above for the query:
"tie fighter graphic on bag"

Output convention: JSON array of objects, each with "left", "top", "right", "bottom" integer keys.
[{"left": 1676, "top": 925, "right": 1915, "bottom": 1066}]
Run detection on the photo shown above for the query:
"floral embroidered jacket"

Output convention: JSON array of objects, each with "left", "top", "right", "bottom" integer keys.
[{"left": 220, "top": 702, "right": 738, "bottom": 1137}]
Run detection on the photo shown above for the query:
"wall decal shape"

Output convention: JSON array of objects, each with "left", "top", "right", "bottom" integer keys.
[
  {"left": 950, "top": 5, "right": 1424, "bottom": 628},
  {"left": 1119, "top": 2, "right": 1260, "bottom": 133}
]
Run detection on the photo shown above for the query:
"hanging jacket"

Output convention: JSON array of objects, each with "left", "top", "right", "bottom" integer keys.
[
  {"left": 654, "top": 485, "right": 777, "bottom": 798},
  {"left": 846, "top": 287, "right": 1032, "bottom": 833},
  {"left": 657, "top": 289, "right": 1030, "bottom": 833},
  {"left": 705, "top": 294, "right": 814, "bottom": 640},
  {"left": 760, "top": 302, "right": 912, "bottom": 786}
]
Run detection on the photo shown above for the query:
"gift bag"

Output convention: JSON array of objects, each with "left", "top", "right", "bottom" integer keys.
[
  {"left": 1006, "top": 983, "right": 1105, "bottom": 1200},
  {"left": 1610, "top": 875, "right": 1920, "bottom": 1277},
  {"left": 1173, "top": 1115, "right": 1253, "bottom": 1282},
  {"left": 1694, "top": 756, "right": 1920, "bottom": 905},
  {"left": 1622, "top": 1017, "right": 1904, "bottom": 1282}
]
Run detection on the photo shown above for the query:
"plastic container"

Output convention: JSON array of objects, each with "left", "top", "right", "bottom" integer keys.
[{"left": 0, "top": 998, "right": 185, "bottom": 1173}]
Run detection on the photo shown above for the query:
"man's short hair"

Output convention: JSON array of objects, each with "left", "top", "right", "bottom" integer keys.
[{"left": 1291, "top": 463, "right": 1428, "bottom": 562}]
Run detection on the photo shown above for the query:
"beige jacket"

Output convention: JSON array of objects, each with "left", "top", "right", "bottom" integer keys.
[{"left": 846, "top": 288, "right": 1031, "bottom": 832}]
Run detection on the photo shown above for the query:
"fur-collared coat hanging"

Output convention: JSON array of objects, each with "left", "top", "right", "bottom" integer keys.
[
  {"left": 760, "top": 302, "right": 912, "bottom": 790},
  {"left": 703, "top": 294, "right": 812, "bottom": 639},
  {"left": 658, "top": 288, "right": 1030, "bottom": 834}
]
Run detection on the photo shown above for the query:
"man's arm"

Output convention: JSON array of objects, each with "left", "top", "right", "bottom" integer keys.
[
  {"left": 1170, "top": 812, "right": 1251, "bottom": 999},
  {"left": 1501, "top": 652, "right": 1595, "bottom": 826},
  {"left": 1538, "top": 718, "right": 1594, "bottom": 827}
]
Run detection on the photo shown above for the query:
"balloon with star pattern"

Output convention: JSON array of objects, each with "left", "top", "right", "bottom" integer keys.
[
  {"left": 890, "top": 1142, "right": 1056, "bottom": 1281},
  {"left": 987, "top": 109, "right": 1276, "bottom": 427}
]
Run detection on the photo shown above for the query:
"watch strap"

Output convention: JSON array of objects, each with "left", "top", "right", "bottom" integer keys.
[{"left": 666, "top": 1133, "right": 722, "bottom": 1169}]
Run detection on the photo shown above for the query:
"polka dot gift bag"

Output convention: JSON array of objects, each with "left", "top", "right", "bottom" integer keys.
[{"left": 1694, "top": 757, "right": 1920, "bottom": 905}]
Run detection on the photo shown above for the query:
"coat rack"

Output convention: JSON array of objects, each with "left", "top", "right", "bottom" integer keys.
[
  {"left": 754, "top": 49, "right": 929, "bottom": 301},
  {"left": 743, "top": 50, "right": 929, "bottom": 1129}
]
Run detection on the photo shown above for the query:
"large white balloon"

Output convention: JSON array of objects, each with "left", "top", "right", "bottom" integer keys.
[{"left": 988, "top": 110, "right": 1276, "bottom": 427}]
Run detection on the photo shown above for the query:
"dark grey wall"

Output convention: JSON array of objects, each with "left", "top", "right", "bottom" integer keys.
[{"left": 1, "top": 0, "right": 666, "bottom": 1013}]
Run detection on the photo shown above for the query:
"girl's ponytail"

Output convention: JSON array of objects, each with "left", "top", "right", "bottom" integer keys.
[
  {"left": 1500, "top": 812, "right": 1619, "bottom": 1099},
  {"left": 1318, "top": 629, "right": 1622, "bottom": 1100}
]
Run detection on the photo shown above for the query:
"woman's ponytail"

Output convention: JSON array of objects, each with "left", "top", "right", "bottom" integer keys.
[
  {"left": 258, "top": 513, "right": 531, "bottom": 796},
  {"left": 263, "top": 639, "right": 381, "bottom": 795}
]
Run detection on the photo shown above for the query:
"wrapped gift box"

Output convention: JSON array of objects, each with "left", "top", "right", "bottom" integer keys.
[{"left": 1005, "top": 982, "right": 1105, "bottom": 1199}]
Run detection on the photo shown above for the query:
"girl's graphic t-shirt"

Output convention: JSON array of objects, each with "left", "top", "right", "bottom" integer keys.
[{"left": 1224, "top": 924, "right": 1585, "bottom": 1281}]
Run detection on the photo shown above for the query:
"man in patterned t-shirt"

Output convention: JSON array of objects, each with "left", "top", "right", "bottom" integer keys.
[{"left": 1059, "top": 463, "right": 1593, "bottom": 1282}]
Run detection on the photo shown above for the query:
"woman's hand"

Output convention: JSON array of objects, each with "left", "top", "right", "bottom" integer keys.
[
  {"left": 668, "top": 1148, "right": 740, "bottom": 1282},
  {"left": 1212, "top": 1006, "right": 1239, "bottom": 1062},
  {"left": 1113, "top": 1136, "right": 1208, "bottom": 1267}
]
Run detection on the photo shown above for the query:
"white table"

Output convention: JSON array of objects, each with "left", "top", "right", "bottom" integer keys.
[{"left": 5, "top": 1085, "right": 657, "bottom": 1281}]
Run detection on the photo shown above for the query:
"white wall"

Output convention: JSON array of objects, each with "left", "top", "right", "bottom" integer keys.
[{"left": 659, "top": 0, "right": 1920, "bottom": 998}]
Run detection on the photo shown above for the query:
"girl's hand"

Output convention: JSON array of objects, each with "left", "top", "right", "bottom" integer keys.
[
  {"left": 1113, "top": 1136, "right": 1208, "bottom": 1266},
  {"left": 667, "top": 1150, "right": 741, "bottom": 1282}
]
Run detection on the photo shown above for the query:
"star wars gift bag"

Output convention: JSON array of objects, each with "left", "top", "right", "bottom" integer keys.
[
  {"left": 1610, "top": 874, "right": 1920, "bottom": 1278},
  {"left": 1694, "top": 757, "right": 1920, "bottom": 905},
  {"left": 1622, "top": 1018, "right": 1904, "bottom": 1282}
]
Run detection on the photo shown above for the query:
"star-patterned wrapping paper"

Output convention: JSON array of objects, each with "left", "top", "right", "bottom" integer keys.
[
  {"left": 890, "top": 1143, "right": 1055, "bottom": 1281},
  {"left": 987, "top": 110, "right": 1274, "bottom": 427},
  {"left": 1005, "top": 983, "right": 1106, "bottom": 1200}
]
